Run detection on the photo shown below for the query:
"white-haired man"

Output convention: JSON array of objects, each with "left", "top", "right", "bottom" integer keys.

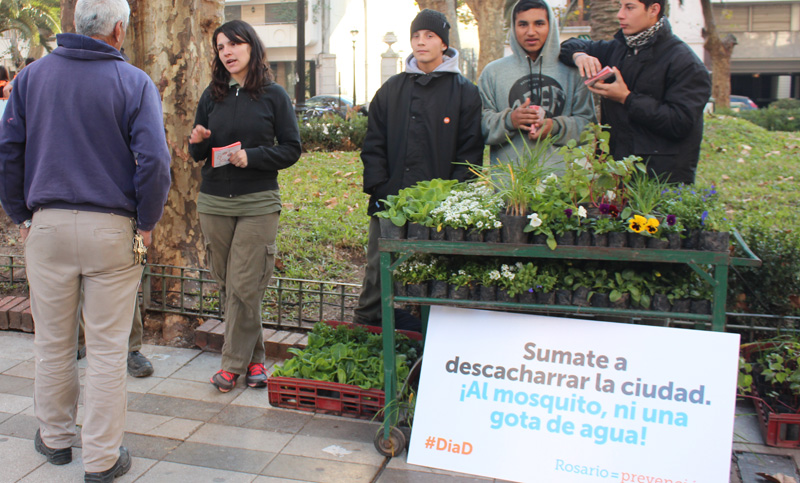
[{"left": 0, "top": 0, "right": 171, "bottom": 480}]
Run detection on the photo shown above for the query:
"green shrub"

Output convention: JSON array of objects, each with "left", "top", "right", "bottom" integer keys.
[
  {"left": 769, "top": 98, "right": 800, "bottom": 110},
  {"left": 729, "top": 222, "right": 800, "bottom": 316},
  {"left": 298, "top": 115, "right": 368, "bottom": 152},
  {"left": 734, "top": 107, "right": 800, "bottom": 132}
]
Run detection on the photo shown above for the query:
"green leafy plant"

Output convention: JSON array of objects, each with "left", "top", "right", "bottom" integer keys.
[
  {"left": 376, "top": 179, "right": 458, "bottom": 227},
  {"left": 738, "top": 338, "right": 800, "bottom": 413},
  {"left": 430, "top": 182, "right": 504, "bottom": 231}
]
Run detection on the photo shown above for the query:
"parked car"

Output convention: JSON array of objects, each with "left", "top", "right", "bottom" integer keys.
[
  {"left": 730, "top": 95, "right": 759, "bottom": 111},
  {"left": 298, "top": 95, "right": 368, "bottom": 120}
]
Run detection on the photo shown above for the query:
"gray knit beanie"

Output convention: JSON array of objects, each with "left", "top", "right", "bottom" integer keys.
[{"left": 410, "top": 9, "right": 450, "bottom": 47}]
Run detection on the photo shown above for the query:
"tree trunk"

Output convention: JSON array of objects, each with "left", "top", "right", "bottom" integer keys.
[
  {"left": 465, "top": 0, "right": 506, "bottom": 77},
  {"left": 60, "top": 0, "right": 77, "bottom": 33},
  {"left": 700, "top": 0, "right": 736, "bottom": 109},
  {"left": 589, "top": 0, "right": 618, "bottom": 41},
  {"left": 416, "top": 0, "right": 461, "bottom": 51},
  {"left": 130, "top": 0, "right": 223, "bottom": 268}
]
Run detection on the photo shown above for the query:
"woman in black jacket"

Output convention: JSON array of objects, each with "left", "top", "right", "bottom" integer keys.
[{"left": 189, "top": 20, "right": 301, "bottom": 393}]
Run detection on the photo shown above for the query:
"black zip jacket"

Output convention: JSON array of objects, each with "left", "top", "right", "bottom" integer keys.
[
  {"left": 189, "top": 81, "right": 301, "bottom": 197},
  {"left": 362, "top": 55, "right": 483, "bottom": 216},
  {"left": 560, "top": 20, "right": 711, "bottom": 184}
]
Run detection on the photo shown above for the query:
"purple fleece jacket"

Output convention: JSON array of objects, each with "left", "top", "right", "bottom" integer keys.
[{"left": 0, "top": 33, "right": 171, "bottom": 231}]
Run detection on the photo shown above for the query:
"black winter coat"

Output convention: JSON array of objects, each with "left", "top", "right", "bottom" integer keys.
[
  {"left": 361, "top": 70, "right": 483, "bottom": 216},
  {"left": 560, "top": 21, "right": 711, "bottom": 184}
]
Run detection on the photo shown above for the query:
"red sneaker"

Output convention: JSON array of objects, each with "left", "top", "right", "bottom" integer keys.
[
  {"left": 210, "top": 369, "right": 239, "bottom": 393},
  {"left": 246, "top": 363, "right": 267, "bottom": 388}
]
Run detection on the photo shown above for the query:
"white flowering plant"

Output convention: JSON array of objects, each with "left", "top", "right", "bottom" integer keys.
[
  {"left": 393, "top": 255, "right": 448, "bottom": 284},
  {"left": 430, "top": 182, "right": 505, "bottom": 231}
]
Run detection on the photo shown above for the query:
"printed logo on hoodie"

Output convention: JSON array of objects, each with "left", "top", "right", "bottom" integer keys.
[{"left": 507, "top": 74, "right": 566, "bottom": 119}]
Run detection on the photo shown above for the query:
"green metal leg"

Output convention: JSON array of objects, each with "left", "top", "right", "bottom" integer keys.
[
  {"left": 420, "top": 305, "right": 430, "bottom": 337},
  {"left": 711, "top": 262, "right": 729, "bottom": 332},
  {"left": 379, "top": 251, "right": 398, "bottom": 441}
]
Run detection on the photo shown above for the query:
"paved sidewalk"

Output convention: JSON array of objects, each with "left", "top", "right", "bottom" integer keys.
[
  {"left": 0, "top": 331, "right": 503, "bottom": 483},
  {"left": 0, "top": 330, "right": 797, "bottom": 483}
]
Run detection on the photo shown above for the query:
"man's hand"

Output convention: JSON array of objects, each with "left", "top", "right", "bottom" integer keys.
[
  {"left": 230, "top": 149, "right": 248, "bottom": 168},
  {"left": 510, "top": 98, "right": 542, "bottom": 131},
  {"left": 529, "top": 118, "right": 553, "bottom": 140},
  {"left": 189, "top": 124, "right": 211, "bottom": 144},
  {"left": 19, "top": 226, "right": 29, "bottom": 242},
  {"left": 139, "top": 230, "right": 152, "bottom": 247},
  {"left": 587, "top": 67, "right": 630, "bottom": 104},
  {"left": 574, "top": 52, "right": 602, "bottom": 78}
]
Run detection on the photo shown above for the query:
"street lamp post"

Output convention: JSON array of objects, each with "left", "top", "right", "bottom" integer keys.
[{"left": 350, "top": 29, "right": 358, "bottom": 107}]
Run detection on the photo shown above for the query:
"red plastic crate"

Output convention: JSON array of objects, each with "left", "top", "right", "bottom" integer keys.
[
  {"left": 268, "top": 377, "right": 385, "bottom": 420},
  {"left": 741, "top": 341, "right": 800, "bottom": 448},
  {"left": 266, "top": 321, "right": 422, "bottom": 420}
]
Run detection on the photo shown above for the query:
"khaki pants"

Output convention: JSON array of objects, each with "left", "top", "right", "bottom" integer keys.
[
  {"left": 200, "top": 212, "right": 278, "bottom": 374},
  {"left": 353, "top": 216, "right": 381, "bottom": 325},
  {"left": 25, "top": 209, "right": 141, "bottom": 473},
  {"left": 78, "top": 299, "right": 143, "bottom": 352}
]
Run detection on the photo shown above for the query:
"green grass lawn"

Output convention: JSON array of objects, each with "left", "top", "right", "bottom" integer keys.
[{"left": 277, "top": 115, "right": 800, "bottom": 285}]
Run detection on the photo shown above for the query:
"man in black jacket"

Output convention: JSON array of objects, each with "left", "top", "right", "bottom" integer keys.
[
  {"left": 354, "top": 9, "right": 483, "bottom": 327},
  {"left": 559, "top": 0, "right": 711, "bottom": 184}
]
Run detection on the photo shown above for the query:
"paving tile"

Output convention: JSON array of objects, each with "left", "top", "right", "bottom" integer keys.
[
  {"left": 16, "top": 446, "right": 156, "bottom": 483},
  {"left": 148, "top": 377, "right": 244, "bottom": 404},
  {"left": 385, "top": 453, "right": 436, "bottom": 473},
  {"left": 125, "top": 374, "right": 165, "bottom": 394},
  {"left": 141, "top": 344, "right": 202, "bottom": 378},
  {"left": 147, "top": 417, "right": 203, "bottom": 440},
  {"left": 733, "top": 402, "right": 764, "bottom": 444},
  {"left": 126, "top": 393, "right": 225, "bottom": 422},
  {"left": 252, "top": 477, "right": 315, "bottom": 483},
  {"left": 230, "top": 385, "right": 275, "bottom": 408},
  {"left": 0, "top": 332, "right": 34, "bottom": 360},
  {"left": 0, "top": 411, "right": 11, "bottom": 425},
  {"left": 261, "top": 454, "right": 379, "bottom": 483},
  {"left": 299, "top": 414, "right": 381, "bottom": 443},
  {"left": 187, "top": 423, "right": 293, "bottom": 453},
  {"left": 0, "top": 434, "right": 45, "bottom": 483},
  {"left": 124, "top": 411, "right": 173, "bottom": 434},
  {"left": 280, "top": 434, "right": 385, "bottom": 466},
  {"left": 376, "top": 468, "right": 493, "bottom": 483},
  {"left": 0, "top": 414, "right": 44, "bottom": 439},
  {"left": 0, "top": 374, "right": 34, "bottom": 397},
  {"left": 0, "top": 357, "right": 25, "bottom": 374},
  {"left": 165, "top": 441, "right": 275, "bottom": 474},
  {"left": 134, "top": 461, "right": 257, "bottom": 483},
  {"left": 169, "top": 350, "right": 221, "bottom": 383},
  {"left": 0, "top": 393, "right": 33, "bottom": 414},
  {"left": 122, "top": 433, "right": 182, "bottom": 461},
  {"left": 4, "top": 359, "right": 34, "bottom": 379},
  {"left": 209, "top": 405, "right": 312, "bottom": 433}
]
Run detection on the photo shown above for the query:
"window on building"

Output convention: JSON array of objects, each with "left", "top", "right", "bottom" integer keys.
[
  {"left": 224, "top": 5, "right": 241, "bottom": 22},
  {"left": 265, "top": 2, "right": 307, "bottom": 24}
]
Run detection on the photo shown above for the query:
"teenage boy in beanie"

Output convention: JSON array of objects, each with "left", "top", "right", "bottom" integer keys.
[
  {"left": 354, "top": 9, "right": 483, "bottom": 328},
  {"left": 479, "top": 0, "right": 595, "bottom": 172},
  {"left": 559, "top": 0, "right": 710, "bottom": 184}
]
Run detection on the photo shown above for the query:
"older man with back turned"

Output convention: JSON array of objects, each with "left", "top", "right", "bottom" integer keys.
[{"left": 0, "top": 0, "right": 171, "bottom": 480}]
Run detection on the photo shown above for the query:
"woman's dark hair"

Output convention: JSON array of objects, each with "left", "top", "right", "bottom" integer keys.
[
  {"left": 0, "top": 66, "right": 8, "bottom": 82},
  {"left": 210, "top": 20, "right": 272, "bottom": 102}
]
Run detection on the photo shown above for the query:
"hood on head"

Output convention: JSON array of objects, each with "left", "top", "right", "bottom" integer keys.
[
  {"left": 508, "top": 0, "right": 560, "bottom": 66},
  {"left": 405, "top": 47, "right": 462, "bottom": 75}
]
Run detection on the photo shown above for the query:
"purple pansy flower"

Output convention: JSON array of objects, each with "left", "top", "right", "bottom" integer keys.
[
  {"left": 666, "top": 214, "right": 677, "bottom": 226},
  {"left": 564, "top": 208, "right": 573, "bottom": 218},
  {"left": 599, "top": 203, "right": 611, "bottom": 215}
]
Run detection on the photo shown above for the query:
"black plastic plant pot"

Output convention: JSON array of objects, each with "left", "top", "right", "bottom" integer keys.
[
  {"left": 556, "top": 289, "right": 572, "bottom": 306},
  {"left": 671, "top": 299, "right": 691, "bottom": 313},
  {"left": 682, "top": 229, "right": 701, "bottom": 250},
  {"left": 647, "top": 238, "right": 670, "bottom": 250},
  {"left": 379, "top": 218, "right": 406, "bottom": 239},
  {"left": 592, "top": 233, "right": 608, "bottom": 247},
  {"left": 610, "top": 293, "right": 630, "bottom": 309},
  {"left": 464, "top": 228, "right": 482, "bottom": 242},
  {"left": 479, "top": 285, "right": 496, "bottom": 302},
  {"left": 519, "top": 290, "right": 535, "bottom": 304},
  {"left": 555, "top": 231, "right": 576, "bottom": 246},
  {"left": 499, "top": 215, "right": 529, "bottom": 244},
  {"left": 406, "top": 282, "right": 428, "bottom": 298},
  {"left": 666, "top": 233, "right": 682, "bottom": 250},
  {"left": 591, "top": 293, "right": 609, "bottom": 308},
  {"left": 393, "top": 281, "right": 407, "bottom": 297},
  {"left": 700, "top": 231, "right": 730, "bottom": 252},
  {"left": 690, "top": 299, "right": 712, "bottom": 314},
  {"left": 536, "top": 292, "right": 556, "bottom": 305},
  {"left": 571, "top": 287, "right": 591, "bottom": 307},
  {"left": 448, "top": 284, "right": 470, "bottom": 300},
  {"left": 608, "top": 232, "right": 627, "bottom": 248},
  {"left": 497, "top": 289, "right": 518, "bottom": 303},
  {"left": 445, "top": 226, "right": 466, "bottom": 241},
  {"left": 406, "top": 223, "right": 430, "bottom": 241},
  {"left": 628, "top": 234, "right": 646, "bottom": 249},
  {"left": 429, "top": 227, "right": 446, "bottom": 241},
  {"left": 531, "top": 234, "right": 548, "bottom": 245},
  {"left": 576, "top": 232, "right": 592, "bottom": 247},
  {"left": 483, "top": 229, "right": 500, "bottom": 243},
  {"left": 429, "top": 280, "right": 447, "bottom": 299},
  {"left": 652, "top": 293, "right": 671, "bottom": 312}
]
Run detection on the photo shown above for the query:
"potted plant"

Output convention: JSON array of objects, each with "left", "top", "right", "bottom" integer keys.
[{"left": 430, "top": 182, "right": 504, "bottom": 242}]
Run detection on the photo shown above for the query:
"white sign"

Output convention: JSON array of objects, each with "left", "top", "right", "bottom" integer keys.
[{"left": 408, "top": 306, "right": 740, "bottom": 483}]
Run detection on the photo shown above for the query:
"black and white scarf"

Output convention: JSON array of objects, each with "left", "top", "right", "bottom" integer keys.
[{"left": 624, "top": 17, "right": 665, "bottom": 53}]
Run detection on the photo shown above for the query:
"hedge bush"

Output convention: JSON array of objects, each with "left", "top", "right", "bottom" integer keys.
[
  {"left": 728, "top": 102, "right": 800, "bottom": 132},
  {"left": 299, "top": 115, "right": 367, "bottom": 152}
]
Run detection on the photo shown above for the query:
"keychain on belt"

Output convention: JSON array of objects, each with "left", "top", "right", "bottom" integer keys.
[{"left": 132, "top": 220, "right": 147, "bottom": 266}]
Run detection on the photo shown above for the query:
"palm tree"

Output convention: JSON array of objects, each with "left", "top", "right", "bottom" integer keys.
[{"left": 0, "top": 0, "right": 61, "bottom": 67}]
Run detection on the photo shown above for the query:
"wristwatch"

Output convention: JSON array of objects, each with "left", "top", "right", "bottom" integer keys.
[{"left": 19, "top": 220, "right": 31, "bottom": 229}]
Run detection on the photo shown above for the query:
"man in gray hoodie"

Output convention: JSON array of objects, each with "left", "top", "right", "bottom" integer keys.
[{"left": 479, "top": 0, "right": 595, "bottom": 171}]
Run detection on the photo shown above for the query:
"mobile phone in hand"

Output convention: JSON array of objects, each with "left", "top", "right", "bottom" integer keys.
[{"left": 584, "top": 66, "right": 615, "bottom": 87}]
